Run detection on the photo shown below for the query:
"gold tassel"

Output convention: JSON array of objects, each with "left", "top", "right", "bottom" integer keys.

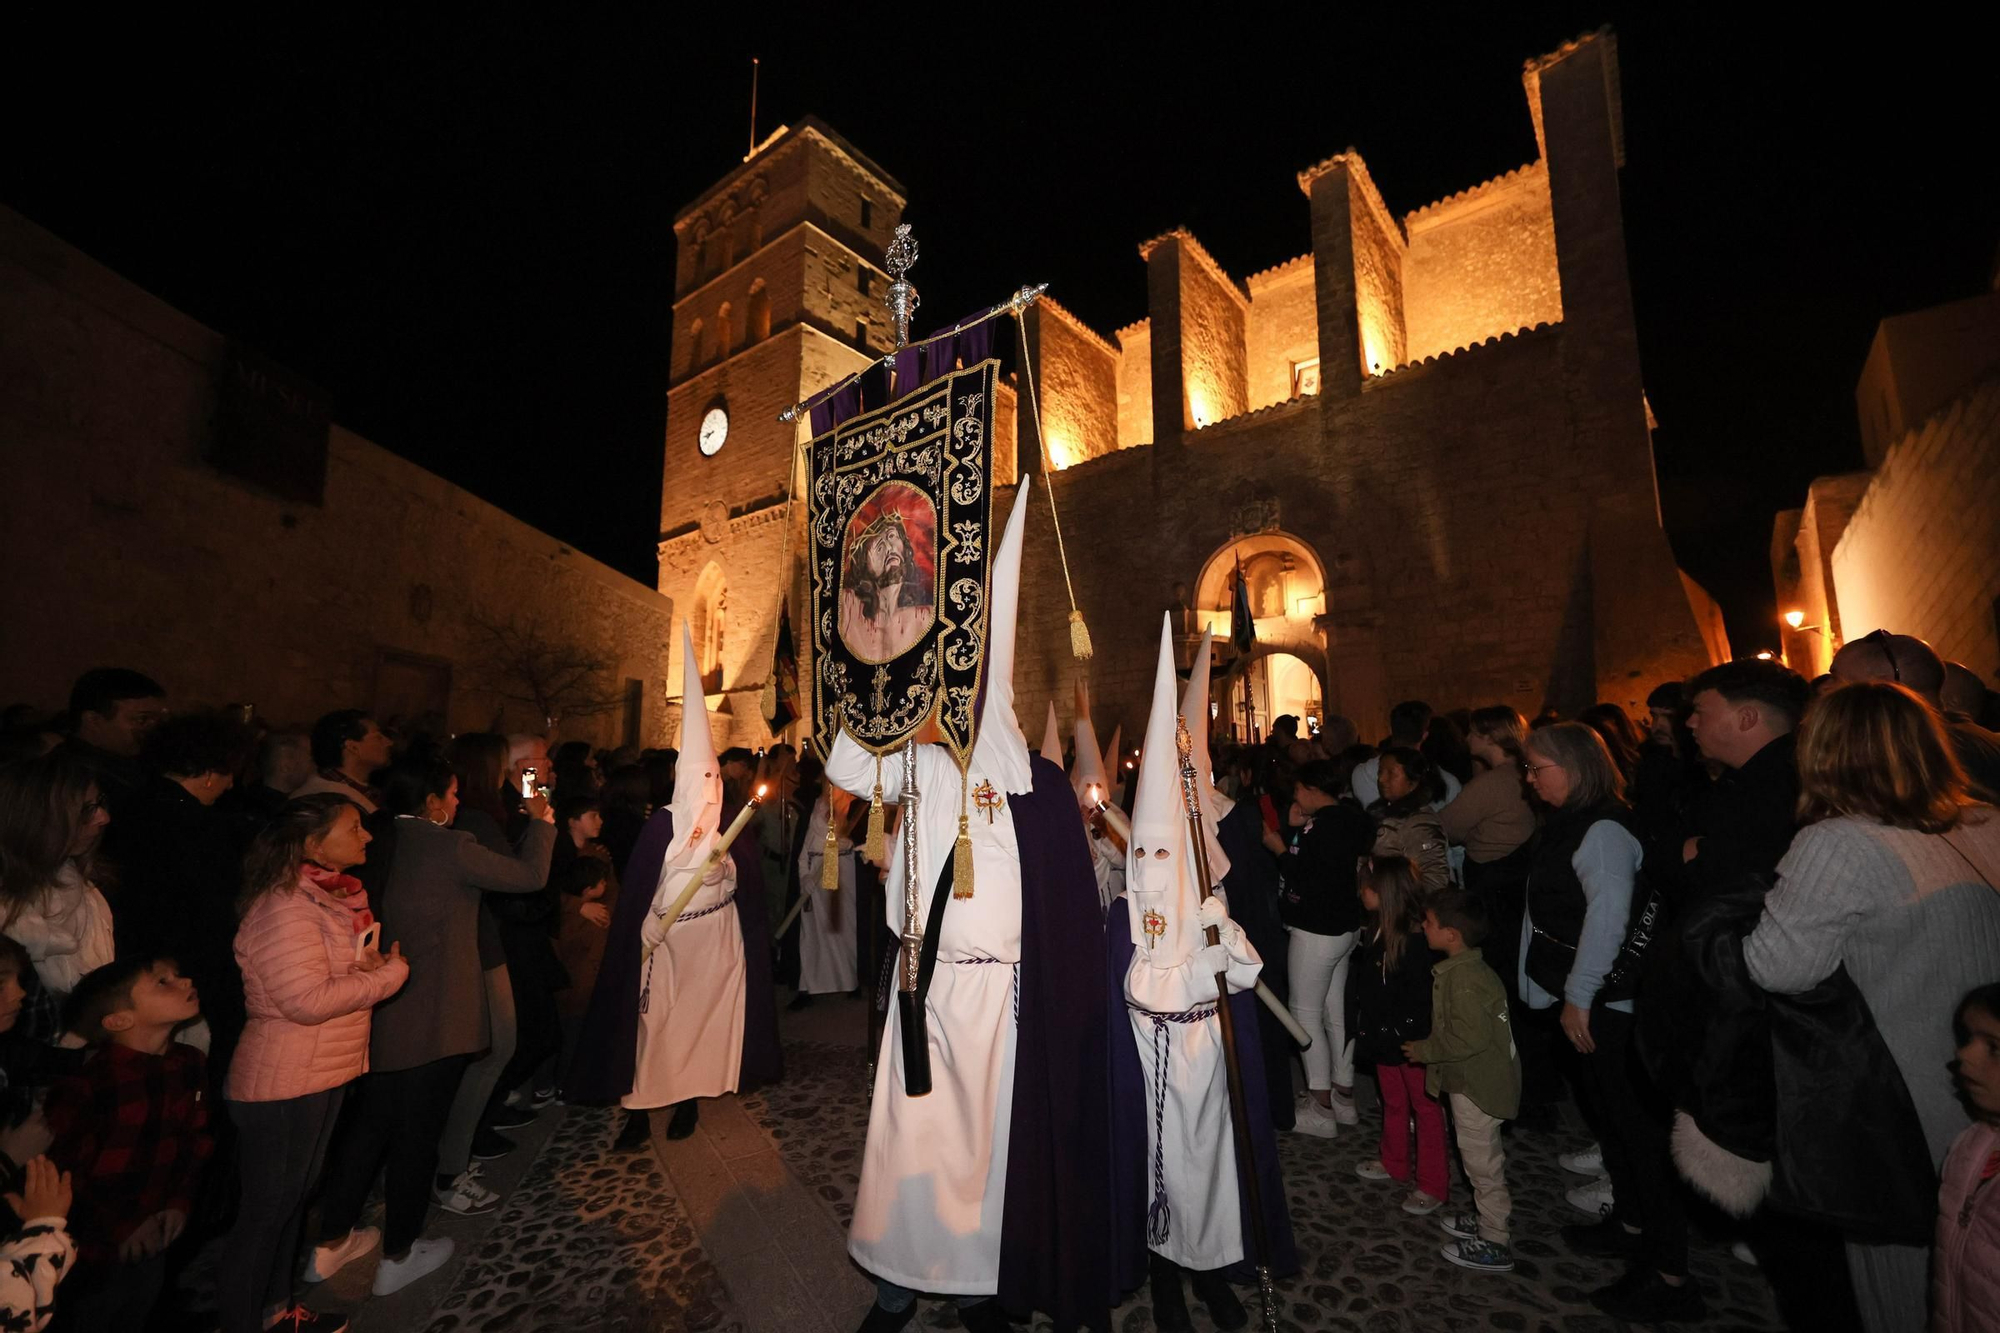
[
  {"left": 1069, "top": 608, "right": 1094, "bottom": 661},
  {"left": 952, "top": 774, "right": 974, "bottom": 899},
  {"left": 760, "top": 677, "right": 777, "bottom": 721},
  {"left": 865, "top": 756, "right": 885, "bottom": 863},
  {"left": 953, "top": 816, "right": 974, "bottom": 900},
  {"left": 821, "top": 818, "right": 840, "bottom": 890}
]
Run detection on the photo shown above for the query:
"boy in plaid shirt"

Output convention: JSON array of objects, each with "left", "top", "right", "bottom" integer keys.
[{"left": 44, "top": 957, "right": 210, "bottom": 1328}]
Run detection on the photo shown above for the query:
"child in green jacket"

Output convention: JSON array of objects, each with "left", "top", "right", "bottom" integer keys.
[{"left": 1402, "top": 889, "right": 1521, "bottom": 1274}]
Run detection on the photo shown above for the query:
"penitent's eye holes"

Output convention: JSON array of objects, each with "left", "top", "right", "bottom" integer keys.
[{"left": 1153, "top": 848, "right": 1169, "bottom": 860}]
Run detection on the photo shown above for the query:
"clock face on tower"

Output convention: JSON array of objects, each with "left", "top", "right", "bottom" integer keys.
[{"left": 699, "top": 403, "right": 730, "bottom": 456}]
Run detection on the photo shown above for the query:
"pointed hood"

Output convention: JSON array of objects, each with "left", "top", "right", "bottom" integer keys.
[
  {"left": 1104, "top": 722, "right": 1125, "bottom": 801},
  {"left": 663, "top": 623, "right": 724, "bottom": 872},
  {"left": 1178, "top": 628, "right": 1232, "bottom": 879},
  {"left": 1125, "top": 614, "right": 1207, "bottom": 964},
  {"left": 1070, "top": 679, "right": 1108, "bottom": 802},
  {"left": 968, "top": 476, "right": 1034, "bottom": 795},
  {"left": 1038, "top": 700, "right": 1063, "bottom": 767}
]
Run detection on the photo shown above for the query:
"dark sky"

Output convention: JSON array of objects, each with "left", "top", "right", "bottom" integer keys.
[{"left": 6, "top": 12, "right": 1993, "bottom": 657}]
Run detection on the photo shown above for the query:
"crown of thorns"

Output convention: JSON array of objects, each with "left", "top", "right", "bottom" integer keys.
[{"left": 858, "top": 509, "right": 909, "bottom": 539}]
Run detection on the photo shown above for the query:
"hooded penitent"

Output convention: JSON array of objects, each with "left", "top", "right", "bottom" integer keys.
[
  {"left": 831, "top": 476, "right": 1114, "bottom": 1330},
  {"left": 1107, "top": 614, "right": 1296, "bottom": 1279},
  {"left": 1039, "top": 700, "right": 1063, "bottom": 767},
  {"left": 661, "top": 625, "right": 724, "bottom": 874},
  {"left": 623, "top": 622, "right": 749, "bottom": 1110},
  {"left": 1124, "top": 616, "right": 1246, "bottom": 971},
  {"left": 1069, "top": 682, "right": 1109, "bottom": 805}
]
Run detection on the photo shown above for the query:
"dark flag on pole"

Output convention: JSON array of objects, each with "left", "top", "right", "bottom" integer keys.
[
  {"left": 1230, "top": 554, "right": 1256, "bottom": 654},
  {"left": 762, "top": 598, "right": 800, "bottom": 734}
]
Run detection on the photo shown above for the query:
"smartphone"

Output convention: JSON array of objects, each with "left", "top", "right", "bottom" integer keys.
[
  {"left": 521, "top": 766, "right": 538, "bottom": 798},
  {"left": 356, "top": 921, "right": 381, "bottom": 959}
]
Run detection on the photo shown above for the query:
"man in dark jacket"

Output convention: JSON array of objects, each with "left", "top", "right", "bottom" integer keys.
[
  {"left": 1666, "top": 660, "right": 1856, "bottom": 1329},
  {"left": 1681, "top": 660, "right": 1810, "bottom": 898}
]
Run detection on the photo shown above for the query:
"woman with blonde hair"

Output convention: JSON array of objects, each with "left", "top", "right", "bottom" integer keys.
[{"left": 1746, "top": 682, "right": 2000, "bottom": 1333}]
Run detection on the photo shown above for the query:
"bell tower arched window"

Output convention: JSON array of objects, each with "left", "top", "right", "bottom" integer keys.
[{"left": 747, "top": 279, "right": 770, "bottom": 342}]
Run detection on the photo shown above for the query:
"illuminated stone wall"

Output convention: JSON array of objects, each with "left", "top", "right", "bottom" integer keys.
[
  {"left": 1114, "top": 319, "right": 1151, "bottom": 447},
  {"left": 0, "top": 208, "right": 677, "bottom": 750},
  {"left": 1342, "top": 165, "right": 1408, "bottom": 378},
  {"left": 1025, "top": 297, "right": 1120, "bottom": 467},
  {"left": 1831, "top": 376, "right": 2000, "bottom": 676},
  {"left": 1403, "top": 162, "right": 1563, "bottom": 364},
  {"left": 1144, "top": 232, "right": 1248, "bottom": 431},
  {"left": 1245, "top": 257, "right": 1318, "bottom": 410}
]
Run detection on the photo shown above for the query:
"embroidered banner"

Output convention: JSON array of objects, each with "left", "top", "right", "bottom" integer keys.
[{"left": 807, "top": 359, "right": 997, "bottom": 768}]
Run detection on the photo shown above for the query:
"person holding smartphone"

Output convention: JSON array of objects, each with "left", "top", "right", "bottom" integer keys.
[{"left": 223, "top": 795, "right": 409, "bottom": 1333}]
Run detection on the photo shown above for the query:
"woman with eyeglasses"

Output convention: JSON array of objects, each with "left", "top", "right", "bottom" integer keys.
[
  {"left": 0, "top": 751, "right": 115, "bottom": 1042},
  {"left": 1744, "top": 682, "right": 2000, "bottom": 1332},
  {"left": 1518, "top": 722, "right": 1696, "bottom": 1323}
]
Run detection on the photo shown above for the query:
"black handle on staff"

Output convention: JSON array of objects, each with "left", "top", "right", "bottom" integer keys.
[{"left": 1175, "top": 719, "right": 1278, "bottom": 1333}]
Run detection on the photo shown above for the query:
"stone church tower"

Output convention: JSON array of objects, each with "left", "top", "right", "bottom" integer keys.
[{"left": 656, "top": 120, "right": 906, "bottom": 741}]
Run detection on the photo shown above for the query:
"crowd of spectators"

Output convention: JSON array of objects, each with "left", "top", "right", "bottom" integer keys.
[
  {"left": 0, "top": 668, "right": 678, "bottom": 1331},
  {"left": 1, "top": 625, "right": 1996, "bottom": 1331},
  {"left": 1208, "top": 632, "right": 2000, "bottom": 1331}
]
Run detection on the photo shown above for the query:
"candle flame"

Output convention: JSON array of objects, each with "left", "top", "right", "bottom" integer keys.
[{"left": 755, "top": 784, "right": 768, "bottom": 799}]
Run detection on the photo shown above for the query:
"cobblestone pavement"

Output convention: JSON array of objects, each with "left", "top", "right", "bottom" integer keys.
[{"left": 746, "top": 1036, "right": 1787, "bottom": 1333}]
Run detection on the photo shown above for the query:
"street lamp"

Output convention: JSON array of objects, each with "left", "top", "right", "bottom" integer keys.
[{"left": 1784, "top": 610, "right": 1805, "bottom": 630}]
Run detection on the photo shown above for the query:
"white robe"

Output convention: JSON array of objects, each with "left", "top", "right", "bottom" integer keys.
[
  {"left": 834, "top": 739, "right": 1022, "bottom": 1294},
  {"left": 625, "top": 855, "right": 746, "bottom": 1109},
  {"left": 1123, "top": 888, "right": 1262, "bottom": 1271},
  {"left": 796, "top": 805, "right": 860, "bottom": 996}
]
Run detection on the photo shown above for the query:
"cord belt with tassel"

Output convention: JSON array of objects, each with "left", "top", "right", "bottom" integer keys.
[{"left": 1128, "top": 1002, "right": 1218, "bottom": 1244}]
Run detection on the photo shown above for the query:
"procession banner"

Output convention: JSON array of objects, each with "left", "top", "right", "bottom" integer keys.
[{"left": 806, "top": 359, "right": 998, "bottom": 768}]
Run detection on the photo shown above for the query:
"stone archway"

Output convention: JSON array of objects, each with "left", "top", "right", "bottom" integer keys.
[{"left": 1191, "top": 533, "right": 1331, "bottom": 742}]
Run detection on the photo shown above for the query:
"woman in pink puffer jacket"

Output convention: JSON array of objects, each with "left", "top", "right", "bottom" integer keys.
[
  {"left": 1936, "top": 983, "right": 2000, "bottom": 1333},
  {"left": 221, "top": 795, "right": 408, "bottom": 1333}
]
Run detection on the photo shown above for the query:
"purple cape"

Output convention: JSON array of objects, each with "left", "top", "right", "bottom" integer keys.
[
  {"left": 1106, "top": 894, "right": 1298, "bottom": 1292},
  {"left": 564, "top": 803, "right": 782, "bottom": 1103},
  {"left": 992, "top": 755, "right": 1115, "bottom": 1332}
]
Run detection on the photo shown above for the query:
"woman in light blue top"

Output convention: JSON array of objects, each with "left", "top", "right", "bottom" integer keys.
[{"left": 1519, "top": 722, "right": 1696, "bottom": 1324}]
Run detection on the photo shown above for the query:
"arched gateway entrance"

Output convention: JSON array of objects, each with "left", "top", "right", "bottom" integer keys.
[{"left": 1188, "top": 534, "right": 1331, "bottom": 743}]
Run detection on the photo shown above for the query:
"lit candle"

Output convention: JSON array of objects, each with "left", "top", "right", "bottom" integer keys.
[
  {"left": 649, "top": 784, "right": 766, "bottom": 942},
  {"left": 1085, "top": 783, "right": 1131, "bottom": 840}
]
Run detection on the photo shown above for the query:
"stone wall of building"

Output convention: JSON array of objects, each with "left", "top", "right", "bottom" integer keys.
[
  {"left": 1025, "top": 297, "right": 1120, "bottom": 467},
  {"left": 1343, "top": 163, "right": 1408, "bottom": 378},
  {"left": 1159, "top": 233, "right": 1249, "bottom": 430},
  {"left": 1831, "top": 375, "right": 2000, "bottom": 676},
  {"left": 1787, "top": 472, "right": 1872, "bottom": 676},
  {"left": 1402, "top": 162, "right": 1563, "bottom": 364},
  {"left": 0, "top": 208, "right": 676, "bottom": 749},
  {"left": 1245, "top": 257, "right": 1318, "bottom": 410},
  {"left": 1114, "top": 320, "right": 1151, "bottom": 447}
]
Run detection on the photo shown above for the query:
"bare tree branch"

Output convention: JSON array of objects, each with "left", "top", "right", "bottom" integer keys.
[{"left": 463, "top": 612, "right": 626, "bottom": 723}]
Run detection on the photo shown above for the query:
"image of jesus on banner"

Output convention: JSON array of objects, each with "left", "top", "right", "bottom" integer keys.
[{"left": 838, "top": 480, "right": 937, "bottom": 665}]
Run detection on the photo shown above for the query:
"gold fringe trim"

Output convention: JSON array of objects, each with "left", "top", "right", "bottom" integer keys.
[
  {"left": 1069, "top": 608, "right": 1094, "bottom": 661},
  {"left": 821, "top": 819, "right": 840, "bottom": 889}
]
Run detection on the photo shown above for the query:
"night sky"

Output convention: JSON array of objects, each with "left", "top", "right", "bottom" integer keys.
[{"left": 6, "top": 12, "right": 1993, "bottom": 658}]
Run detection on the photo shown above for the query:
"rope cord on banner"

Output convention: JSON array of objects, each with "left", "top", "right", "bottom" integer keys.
[{"left": 1011, "top": 313, "right": 1093, "bottom": 660}]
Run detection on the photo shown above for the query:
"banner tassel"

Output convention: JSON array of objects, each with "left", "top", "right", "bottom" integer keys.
[
  {"left": 952, "top": 773, "right": 974, "bottom": 900},
  {"left": 1069, "top": 609, "right": 1094, "bottom": 661},
  {"left": 865, "top": 756, "right": 886, "bottom": 863},
  {"left": 821, "top": 818, "right": 841, "bottom": 890},
  {"left": 761, "top": 676, "right": 777, "bottom": 721}
]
